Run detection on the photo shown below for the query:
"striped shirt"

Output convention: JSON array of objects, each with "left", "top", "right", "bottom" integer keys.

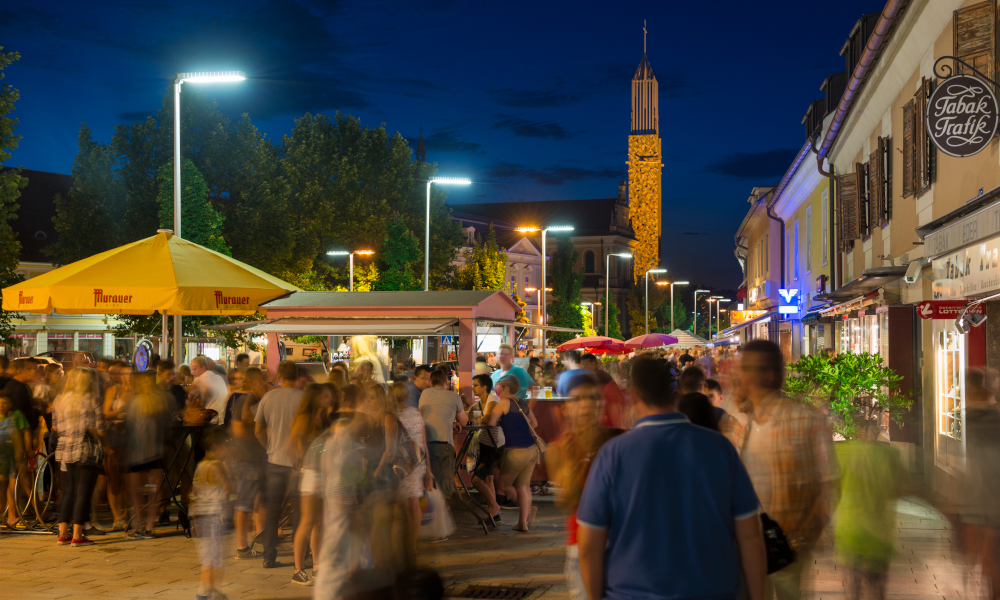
[{"left": 52, "top": 391, "right": 106, "bottom": 469}]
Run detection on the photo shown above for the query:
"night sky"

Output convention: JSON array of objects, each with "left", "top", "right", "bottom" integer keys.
[{"left": 1, "top": 0, "right": 878, "bottom": 288}]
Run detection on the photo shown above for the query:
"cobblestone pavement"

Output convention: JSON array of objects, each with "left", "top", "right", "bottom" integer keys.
[{"left": 0, "top": 495, "right": 983, "bottom": 600}]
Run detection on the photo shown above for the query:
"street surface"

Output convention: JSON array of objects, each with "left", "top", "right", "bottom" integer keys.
[{"left": 0, "top": 496, "right": 976, "bottom": 600}]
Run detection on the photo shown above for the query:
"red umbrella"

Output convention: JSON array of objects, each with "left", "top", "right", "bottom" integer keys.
[
  {"left": 557, "top": 336, "right": 627, "bottom": 354},
  {"left": 624, "top": 333, "right": 680, "bottom": 350}
]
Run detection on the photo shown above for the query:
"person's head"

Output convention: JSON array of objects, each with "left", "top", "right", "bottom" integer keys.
[
  {"left": 474, "top": 358, "right": 492, "bottom": 376},
  {"left": 242, "top": 367, "right": 269, "bottom": 398},
  {"left": 430, "top": 369, "right": 449, "bottom": 389},
  {"left": 605, "top": 361, "right": 624, "bottom": 385},
  {"left": 227, "top": 368, "right": 245, "bottom": 390},
  {"left": 391, "top": 382, "right": 410, "bottom": 408},
  {"left": 340, "top": 384, "right": 363, "bottom": 410},
  {"left": 13, "top": 358, "right": 39, "bottom": 382},
  {"left": 235, "top": 353, "right": 250, "bottom": 368},
  {"left": 496, "top": 375, "right": 520, "bottom": 399},
  {"left": 678, "top": 366, "right": 706, "bottom": 395},
  {"left": 496, "top": 343, "right": 515, "bottom": 370},
  {"left": 190, "top": 355, "right": 214, "bottom": 378},
  {"left": 0, "top": 390, "right": 11, "bottom": 416},
  {"left": 527, "top": 363, "right": 543, "bottom": 383},
  {"left": 44, "top": 363, "right": 64, "bottom": 385},
  {"left": 472, "top": 374, "right": 493, "bottom": 399},
  {"left": 413, "top": 365, "right": 433, "bottom": 390},
  {"left": 177, "top": 364, "right": 192, "bottom": 382},
  {"left": 369, "top": 384, "right": 396, "bottom": 417},
  {"left": 328, "top": 366, "right": 348, "bottom": 389},
  {"left": 705, "top": 379, "right": 723, "bottom": 407},
  {"left": 156, "top": 358, "right": 176, "bottom": 384},
  {"left": 355, "top": 361, "right": 374, "bottom": 381},
  {"left": 96, "top": 358, "right": 111, "bottom": 373},
  {"left": 562, "top": 350, "right": 582, "bottom": 369},
  {"left": 565, "top": 376, "right": 602, "bottom": 427},
  {"left": 738, "top": 340, "right": 784, "bottom": 400},
  {"left": 628, "top": 355, "right": 676, "bottom": 411},
  {"left": 678, "top": 393, "right": 719, "bottom": 431},
  {"left": 201, "top": 426, "right": 228, "bottom": 459},
  {"left": 581, "top": 353, "right": 600, "bottom": 371},
  {"left": 132, "top": 370, "right": 158, "bottom": 396},
  {"left": 277, "top": 359, "right": 298, "bottom": 384},
  {"left": 65, "top": 367, "right": 98, "bottom": 395},
  {"left": 296, "top": 367, "right": 314, "bottom": 389},
  {"left": 300, "top": 382, "right": 337, "bottom": 419}
]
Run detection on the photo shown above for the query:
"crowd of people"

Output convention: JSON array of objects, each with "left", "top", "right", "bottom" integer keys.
[{"left": 4, "top": 337, "right": 995, "bottom": 600}]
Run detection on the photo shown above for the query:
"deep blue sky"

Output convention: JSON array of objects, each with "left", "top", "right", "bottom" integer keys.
[{"left": 1, "top": 0, "right": 879, "bottom": 287}]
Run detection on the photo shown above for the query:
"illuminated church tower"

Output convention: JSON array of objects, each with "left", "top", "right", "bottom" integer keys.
[{"left": 628, "top": 23, "right": 662, "bottom": 283}]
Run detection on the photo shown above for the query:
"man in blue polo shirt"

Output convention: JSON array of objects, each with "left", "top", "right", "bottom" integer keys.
[
  {"left": 490, "top": 343, "right": 534, "bottom": 401},
  {"left": 576, "top": 356, "right": 767, "bottom": 600}
]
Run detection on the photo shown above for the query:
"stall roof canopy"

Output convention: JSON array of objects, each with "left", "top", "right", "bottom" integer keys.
[
  {"left": 242, "top": 317, "right": 460, "bottom": 336},
  {"left": 814, "top": 266, "right": 906, "bottom": 303},
  {"left": 262, "top": 290, "right": 510, "bottom": 309}
]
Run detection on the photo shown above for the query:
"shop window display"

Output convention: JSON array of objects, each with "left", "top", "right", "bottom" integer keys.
[{"left": 937, "top": 330, "right": 964, "bottom": 441}]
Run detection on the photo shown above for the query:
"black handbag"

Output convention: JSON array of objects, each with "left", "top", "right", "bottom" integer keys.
[
  {"left": 761, "top": 512, "right": 797, "bottom": 574},
  {"left": 79, "top": 430, "right": 105, "bottom": 468}
]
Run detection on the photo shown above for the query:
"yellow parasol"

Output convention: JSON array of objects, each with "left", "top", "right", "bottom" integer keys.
[{"left": 2, "top": 231, "right": 299, "bottom": 315}]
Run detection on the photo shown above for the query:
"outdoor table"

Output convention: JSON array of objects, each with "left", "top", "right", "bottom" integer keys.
[
  {"left": 158, "top": 422, "right": 209, "bottom": 534},
  {"left": 453, "top": 424, "right": 495, "bottom": 535}
]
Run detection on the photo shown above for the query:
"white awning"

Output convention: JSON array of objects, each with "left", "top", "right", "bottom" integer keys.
[{"left": 243, "top": 317, "right": 460, "bottom": 336}]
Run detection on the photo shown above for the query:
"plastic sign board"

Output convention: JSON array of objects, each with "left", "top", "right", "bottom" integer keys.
[
  {"left": 927, "top": 75, "right": 999, "bottom": 158},
  {"left": 916, "top": 300, "right": 984, "bottom": 320},
  {"left": 778, "top": 288, "right": 799, "bottom": 315}
]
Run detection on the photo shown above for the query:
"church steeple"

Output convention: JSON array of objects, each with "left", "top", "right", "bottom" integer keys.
[
  {"left": 631, "top": 21, "right": 658, "bottom": 136},
  {"left": 416, "top": 127, "right": 426, "bottom": 163}
]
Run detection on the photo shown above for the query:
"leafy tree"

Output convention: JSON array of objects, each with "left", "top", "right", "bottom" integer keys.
[
  {"left": 354, "top": 263, "right": 380, "bottom": 292},
  {"left": 375, "top": 214, "right": 422, "bottom": 291},
  {"left": 510, "top": 293, "right": 529, "bottom": 324},
  {"left": 627, "top": 284, "right": 666, "bottom": 337},
  {"left": 605, "top": 300, "right": 624, "bottom": 340},
  {"left": 457, "top": 223, "right": 508, "bottom": 291},
  {"left": 784, "top": 351, "right": 913, "bottom": 440},
  {"left": 0, "top": 49, "right": 25, "bottom": 346},
  {"left": 547, "top": 236, "right": 584, "bottom": 344},
  {"left": 581, "top": 305, "right": 597, "bottom": 337},
  {"left": 157, "top": 158, "right": 230, "bottom": 255}
]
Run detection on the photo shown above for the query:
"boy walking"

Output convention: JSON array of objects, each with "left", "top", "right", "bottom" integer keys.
[{"left": 191, "top": 429, "right": 231, "bottom": 600}]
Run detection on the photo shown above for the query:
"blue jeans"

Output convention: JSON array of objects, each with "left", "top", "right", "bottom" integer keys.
[{"left": 263, "top": 462, "right": 298, "bottom": 562}]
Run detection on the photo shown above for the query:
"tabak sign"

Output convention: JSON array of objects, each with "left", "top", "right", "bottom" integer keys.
[
  {"left": 927, "top": 74, "right": 1000, "bottom": 158},
  {"left": 916, "top": 300, "right": 984, "bottom": 320}
]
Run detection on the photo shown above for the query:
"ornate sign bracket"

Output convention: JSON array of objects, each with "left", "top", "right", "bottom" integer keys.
[{"left": 934, "top": 55, "right": 1000, "bottom": 88}]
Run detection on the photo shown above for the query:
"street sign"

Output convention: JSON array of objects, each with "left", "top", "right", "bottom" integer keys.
[
  {"left": 927, "top": 74, "right": 999, "bottom": 158},
  {"left": 916, "top": 300, "right": 984, "bottom": 320}
]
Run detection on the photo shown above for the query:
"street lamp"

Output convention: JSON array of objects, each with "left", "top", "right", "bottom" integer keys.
[
  {"left": 693, "top": 289, "right": 711, "bottom": 336},
  {"left": 172, "top": 70, "right": 246, "bottom": 363},
  {"left": 706, "top": 298, "right": 718, "bottom": 340},
  {"left": 425, "top": 177, "right": 471, "bottom": 291},
  {"left": 644, "top": 268, "right": 667, "bottom": 334},
  {"left": 516, "top": 225, "right": 574, "bottom": 356},
  {"left": 327, "top": 250, "right": 375, "bottom": 291},
  {"left": 716, "top": 299, "right": 731, "bottom": 339},
  {"left": 605, "top": 253, "right": 632, "bottom": 336},
  {"left": 665, "top": 281, "right": 689, "bottom": 333}
]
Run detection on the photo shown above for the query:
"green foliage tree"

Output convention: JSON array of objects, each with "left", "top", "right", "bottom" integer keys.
[
  {"left": 627, "top": 284, "right": 666, "bottom": 337},
  {"left": 375, "top": 214, "right": 423, "bottom": 291},
  {"left": 784, "top": 351, "right": 913, "bottom": 440},
  {"left": 511, "top": 293, "right": 529, "bottom": 324},
  {"left": 605, "top": 300, "right": 624, "bottom": 340},
  {"left": 457, "top": 224, "right": 508, "bottom": 291},
  {"left": 581, "top": 305, "right": 597, "bottom": 337},
  {"left": 157, "top": 158, "right": 230, "bottom": 255},
  {"left": 0, "top": 49, "right": 25, "bottom": 347},
  {"left": 547, "top": 237, "right": 584, "bottom": 344}
]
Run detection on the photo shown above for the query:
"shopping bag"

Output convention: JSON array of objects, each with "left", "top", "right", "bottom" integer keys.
[
  {"left": 465, "top": 431, "right": 481, "bottom": 473},
  {"left": 418, "top": 487, "right": 456, "bottom": 540}
]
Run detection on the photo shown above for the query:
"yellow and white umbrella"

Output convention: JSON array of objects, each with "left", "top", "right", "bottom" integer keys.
[{"left": 3, "top": 231, "right": 298, "bottom": 315}]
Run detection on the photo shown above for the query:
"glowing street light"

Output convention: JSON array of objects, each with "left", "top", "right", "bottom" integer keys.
[
  {"left": 693, "top": 289, "right": 711, "bottom": 336},
  {"left": 644, "top": 268, "right": 667, "bottom": 333},
  {"left": 327, "top": 250, "right": 375, "bottom": 291},
  {"left": 524, "top": 287, "right": 552, "bottom": 325},
  {"left": 516, "top": 225, "right": 574, "bottom": 355},
  {"left": 425, "top": 177, "right": 471, "bottom": 291},
  {"left": 716, "top": 299, "right": 731, "bottom": 339},
  {"left": 171, "top": 70, "right": 246, "bottom": 363},
  {"left": 661, "top": 281, "right": 689, "bottom": 334},
  {"left": 605, "top": 253, "right": 632, "bottom": 336}
]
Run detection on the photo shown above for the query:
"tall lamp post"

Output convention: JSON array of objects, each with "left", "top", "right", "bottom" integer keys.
[
  {"left": 716, "top": 299, "right": 731, "bottom": 339},
  {"left": 425, "top": 177, "right": 470, "bottom": 291},
  {"left": 173, "top": 71, "right": 246, "bottom": 364},
  {"left": 693, "top": 289, "right": 711, "bottom": 337},
  {"left": 327, "top": 250, "right": 375, "bottom": 291},
  {"left": 709, "top": 296, "right": 724, "bottom": 339},
  {"left": 706, "top": 298, "right": 718, "bottom": 340},
  {"left": 605, "top": 253, "right": 632, "bottom": 336},
  {"left": 516, "top": 226, "right": 574, "bottom": 358},
  {"left": 644, "top": 268, "right": 667, "bottom": 333},
  {"left": 524, "top": 286, "right": 551, "bottom": 353},
  {"left": 667, "top": 281, "right": 689, "bottom": 333}
]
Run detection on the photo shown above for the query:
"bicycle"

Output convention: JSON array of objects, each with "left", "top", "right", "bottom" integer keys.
[{"left": 7, "top": 450, "right": 57, "bottom": 534}]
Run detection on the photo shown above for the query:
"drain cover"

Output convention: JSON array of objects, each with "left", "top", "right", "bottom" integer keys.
[{"left": 455, "top": 585, "right": 537, "bottom": 600}]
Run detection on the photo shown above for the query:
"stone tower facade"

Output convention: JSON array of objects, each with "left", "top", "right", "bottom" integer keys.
[{"left": 627, "top": 49, "right": 662, "bottom": 284}]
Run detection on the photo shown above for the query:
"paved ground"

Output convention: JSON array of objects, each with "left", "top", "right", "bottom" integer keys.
[{"left": 0, "top": 495, "right": 983, "bottom": 600}]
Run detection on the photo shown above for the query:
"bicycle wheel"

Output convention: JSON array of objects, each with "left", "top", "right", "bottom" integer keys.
[
  {"left": 32, "top": 454, "right": 57, "bottom": 526},
  {"left": 10, "top": 458, "right": 33, "bottom": 528}
]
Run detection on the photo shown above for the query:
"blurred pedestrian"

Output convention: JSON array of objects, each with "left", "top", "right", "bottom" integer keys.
[
  {"left": 190, "top": 428, "right": 231, "bottom": 600},
  {"left": 418, "top": 370, "right": 467, "bottom": 500},
  {"left": 124, "top": 371, "right": 172, "bottom": 538},
  {"left": 734, "top": 339, "right": 836, "bottom": 600},
  {"left": 191, "top": 356, "right": 228, "bottom": 425},
  {"left": 576, "top": 356, "right": 765, "bottom": 600},
  {"left": 0, "top": 390, "right": 26, "bottom": 529},
  {"left": 581, "top": 354, "right": 628, "bottom": 429},
  {"left": 678, "top": 392, "right": 719, "bottom": 431},
  {"left": 229, "top": 367, "right": 269, "bottom": 560},
  {"left": 235, "top": 353, "right": 251, "bottom": 369},
  {"left": 491, "top": 344, "right": 534, "bottom": 402},
  {"left": 101, "top": 362, "right": 132, "bottom": 531},
  {"left": 470, "top": 374, "right": 505, "bottom": 521},
  {"left": 488, "top": 376, "right": 539, "bottom": 532}
]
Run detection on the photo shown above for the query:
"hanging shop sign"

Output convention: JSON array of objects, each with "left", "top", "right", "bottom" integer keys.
[
  {"left": 916, "top": 300, "right": 985, "bottom": 320},
  {"left": 931, "top": 233, "right": 1000, "bottom": 299},
  {"left": 778, "top": 288, "right": 800, "bottom": 315},
  {"left": 730, "top": 309, "right": 768, "bottom": 326},
  {"left": 929, "top": 57, "right": 1000, "bottom": 158}
]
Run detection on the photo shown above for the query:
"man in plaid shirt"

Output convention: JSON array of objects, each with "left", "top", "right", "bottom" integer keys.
[{"left": 734, "top": 340, "right": 837, "bottom": 600}]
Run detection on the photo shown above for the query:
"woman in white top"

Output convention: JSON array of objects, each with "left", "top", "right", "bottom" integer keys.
[{"left": 469, "top": 374, "right": 505, "bottom": 521}]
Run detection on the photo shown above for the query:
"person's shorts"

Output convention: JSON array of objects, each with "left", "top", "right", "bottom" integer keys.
[
  {"left": 128, "top": 459, "right": 160, "bottom": 473},
  {"left": 499, "top": 446, "right": 539, "bottom": 488},
  {"left": 299, "top": 466, "right": 320, "bottom": 497},
  {"left": 231, "top": 460, "right": 264, "bottom": 512},
  {"left": 427, "top": 442, "right": 456, "bottom": 500},
  {"left": 192, "top": 515, "right": 223, "bottom": 568},
  {"left": 0, "top": 442, "right": 13, "bottom": 477},
  {"left": 473, "top": 444, "right": 504, "bottom": 481}
]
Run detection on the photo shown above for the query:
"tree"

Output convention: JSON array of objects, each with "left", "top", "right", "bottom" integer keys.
[
  {"left": 626, "top": 284, "right": 666, "bottom": 337},
  {"left": 157, "top": 158, "right": 230, "bottom": 255},
  {"left": 0, "top": 49, "right": 25, "bottom": 346},
  {"left": 581, "top": 305, "right": 597, "bottom": 337},
  {"left": 605, "top": 301, "right": 624, "bottom": 340},
  {"left": 785, "top": 351, "right": 913, "bottom": 440},
  {"left": 457, "top": 223, "right": 508, "bottom": 291},
  {"left": 511, "top": 293, "right": 529, "bottom": 324},
  {"left": 547, "top": 237, "right": 584, "bottom": 344},
  {"left": 375, "top": 214, "right": 422, "bottom": 291}
]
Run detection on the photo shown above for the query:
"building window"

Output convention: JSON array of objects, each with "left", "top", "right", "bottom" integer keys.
[
  {"left": 793, "top": 220, "right": 800, "bottom": 281},
  {"left": 806, "top": 208, "right": 812, "bottom": 273},
  {"left": 584, "top": 250, "right": 595, "bottom": 273},
  {"left": 821, "top": 188, "right": 829, "bottom": 267}
]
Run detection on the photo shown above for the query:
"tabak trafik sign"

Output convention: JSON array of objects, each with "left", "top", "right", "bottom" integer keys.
[{"left": 927, "top": 74, "right": 1000, "bottom": 157}]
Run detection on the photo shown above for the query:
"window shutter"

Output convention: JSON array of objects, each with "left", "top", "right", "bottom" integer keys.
[
  {"left": 838, "top": 170, "right": 859, "bottom": 251},
  {"left": 880, "top": 136, "right": 891, "bottom": 224},
  {"left": 917, "top": 78, "right": 934, "bottom": 196},
  {"left": 954, "top": 0, "right": 996, "bottom": 83},
  {"left": 902, "top": 99, "right": 915, "bottom": 198},
  {"left": 858, "top": 161, "right": 871, "bottom": 238},
  {"left": 869, "top": 149, "right": 882, "bottom": 230}
]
